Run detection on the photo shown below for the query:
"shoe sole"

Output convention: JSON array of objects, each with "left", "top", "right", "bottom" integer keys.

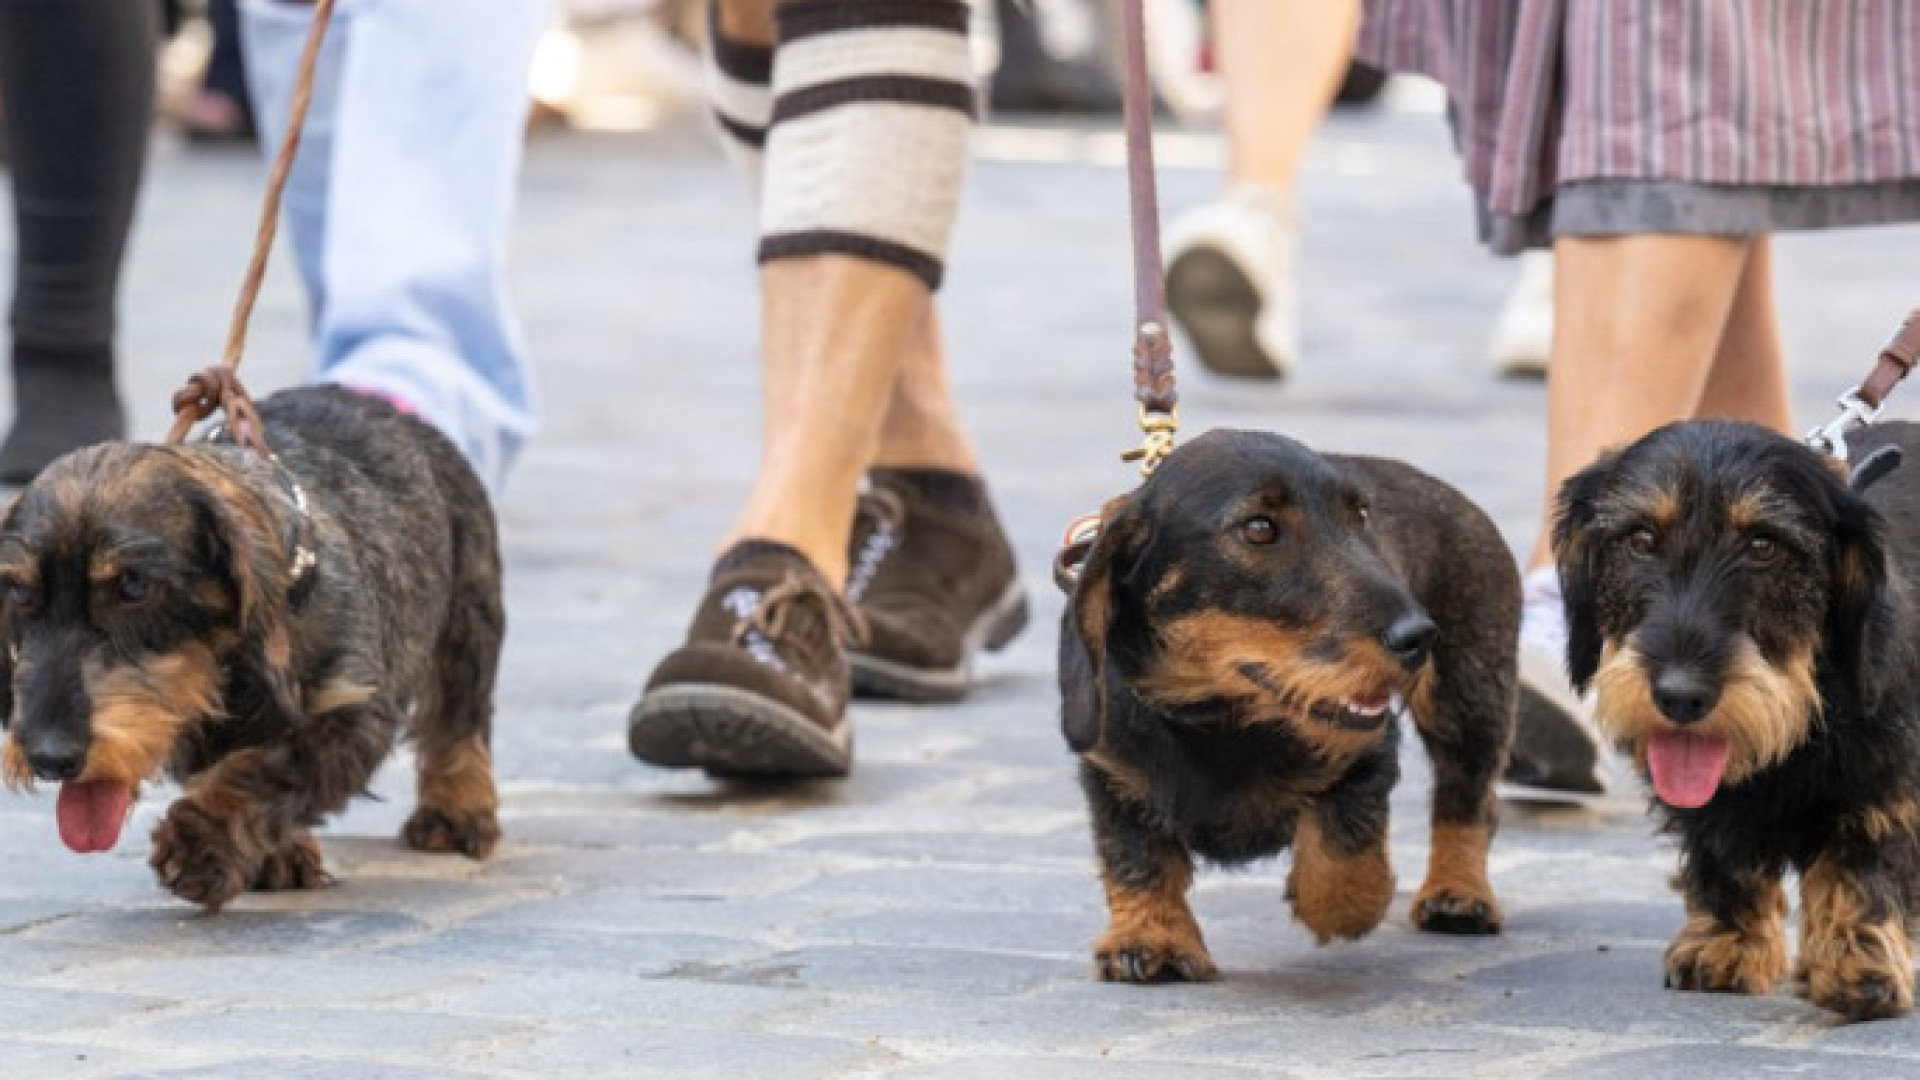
[
  {"left": 850, "top": 580, "right": 1031, "bottom": 704},
  {"left": 629, "top": 684, "right": 852, "bottom": 779},
  {"left": 1166, "top": 247, "right": 1283, "bottom": 380}
]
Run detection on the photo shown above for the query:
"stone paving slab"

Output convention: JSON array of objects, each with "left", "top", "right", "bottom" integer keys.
[{"left": 0, "top": 98, "right": 1919, "bottom": 1077}]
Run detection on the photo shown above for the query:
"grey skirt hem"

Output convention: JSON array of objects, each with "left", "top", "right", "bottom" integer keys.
[{"left": 1481, "top": 179, "right": 1920, "bottom": 254}]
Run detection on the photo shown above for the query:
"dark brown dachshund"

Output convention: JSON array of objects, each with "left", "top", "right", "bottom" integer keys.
[
  {"left": 1060, "top": 429, "right": 1516, "bottom": 981},
  {"left": 0, "top": 385, "right": 503, "bottom": 911}
]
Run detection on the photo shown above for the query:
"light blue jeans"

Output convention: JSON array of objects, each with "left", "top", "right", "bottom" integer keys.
[{"left": 240, "top": 0, "right": 550, "bottom": 491}]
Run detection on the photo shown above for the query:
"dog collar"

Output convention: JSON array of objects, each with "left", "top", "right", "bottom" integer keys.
[{"left": 199, "top": 423, "right": 319, "bottom": 607}]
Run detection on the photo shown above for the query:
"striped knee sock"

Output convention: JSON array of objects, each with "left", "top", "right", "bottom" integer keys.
[
  {"left": 759, "top": 0, "right": 977, "bottom": 290},
  {"left": 706, "top": 4, "right": 772, "bottom": 193}
]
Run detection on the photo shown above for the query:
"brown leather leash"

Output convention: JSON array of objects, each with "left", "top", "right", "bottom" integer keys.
[
  {"left": 163, "top": 0, "right": 338, "bottom": 460},
  {"left": 1806, "top": 309, "right": 1920, "bottom": 462},
  {"left": 1053, "top": 0, "right": 1178, "bottom": 591}
]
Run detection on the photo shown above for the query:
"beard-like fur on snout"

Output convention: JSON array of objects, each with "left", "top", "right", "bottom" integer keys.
[{"left": 1592, "top": 635, "right": 1820, "bottom": 787}]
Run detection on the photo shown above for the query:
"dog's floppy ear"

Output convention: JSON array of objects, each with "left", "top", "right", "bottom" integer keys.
[
  {"left": 1060, "top": 495, "right": 1145, "bottom": 752},
  {"left": 1825, "top": 482, "right": 1891, "bottom": 708},
  {"left": 194, "top": 479, "right": 303, "bottom": 722},
  {"left": 1551, "top": 451, "right": 1619, "bottom": 692}
]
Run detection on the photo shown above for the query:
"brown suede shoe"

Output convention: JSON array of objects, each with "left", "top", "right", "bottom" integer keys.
[
  {"left": 631, "top": 542, "right": 865, "bottom": 778},
  {"left": 846, "top": 468, "right": 1029, "bottom": 702}
]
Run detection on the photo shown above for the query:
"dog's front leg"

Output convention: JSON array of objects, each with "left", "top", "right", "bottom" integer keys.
[
  {"left": 1406, "top": 649, "right": 1509, "bottom": 934},
  {"left": 150, "top": 702, "right": 397, "bottom": 912},
  {"left": 1665, "top": 847, "right": 1789, "bottom": 996},
  {"left": 1800, "top": 847, "right": 1914, "bottom": 1021},
  {"left": 1083, "top": 763, "right": 1217, "bottom": 983},
  {"left": 1289, "top": 789, "right": 1395, "bottom": 944}
]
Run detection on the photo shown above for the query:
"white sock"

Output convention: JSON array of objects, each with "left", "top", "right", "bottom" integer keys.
[
  {"left": 759, "top": 0, "right": 978, "bottom": 289},
  {"left": 1520, "top": 566, "right": 1570, "bottom": 665}
]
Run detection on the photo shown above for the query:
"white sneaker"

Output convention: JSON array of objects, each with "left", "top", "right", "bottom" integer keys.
[
  {"left": 1499, "top": 567, "right": 1632, "bottom": 805},
  {"left": 1486, "top": 250, "right": 1554, "bottom": 379},
  {"left": 1164, "top": 185, "right": 1299, "bottom": 380}
]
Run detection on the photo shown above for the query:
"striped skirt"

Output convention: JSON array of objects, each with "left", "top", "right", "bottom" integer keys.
[{"left": 1358, "top": 0, "right": 1920, "bottom": 253}]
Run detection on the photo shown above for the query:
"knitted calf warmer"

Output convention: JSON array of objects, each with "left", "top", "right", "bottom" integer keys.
[{"left": 757, "top": 0, "right": 977, "bottom": 290}]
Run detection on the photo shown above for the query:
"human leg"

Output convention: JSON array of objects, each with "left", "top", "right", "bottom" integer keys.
[
  {"left": 1507, "top": 234, "right": 1758, "bottom": 801},
  {"left": 0, "top": 0, "right": 155, "bottom": 482},
  {"left": 241, "top": 0, "right": 548, "bottom": 493},
  {"left": 634, "top": 0, "right": 984, "bottom": 775},
  {"left": 1163, "top": 0, "right": 1359, "bottom": 379}
]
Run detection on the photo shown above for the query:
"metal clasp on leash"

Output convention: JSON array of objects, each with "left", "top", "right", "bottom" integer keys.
[
  {"left": 1121, "top": 404, "right": 1179, "bottom": 476},
  {"left": 1805, "top": 388, "right": 1881, "bottom": 463}
]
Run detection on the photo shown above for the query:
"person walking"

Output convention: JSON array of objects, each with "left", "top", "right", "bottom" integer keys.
[{"left": 627, "top": 0, "right": 1028, "bottom": 778}]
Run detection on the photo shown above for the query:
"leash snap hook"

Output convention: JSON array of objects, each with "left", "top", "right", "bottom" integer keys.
[
  {"left": 1805, "top": 388, "right": 1881, "bottom": 463},
  {"left": 1121, "top": 404, "right": 1179, "bottom": 476}
]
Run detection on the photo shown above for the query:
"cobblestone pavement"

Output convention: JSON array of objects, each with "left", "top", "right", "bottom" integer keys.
[{"left": 3, "top": 97, "right": 1920, "bottom": 1078}]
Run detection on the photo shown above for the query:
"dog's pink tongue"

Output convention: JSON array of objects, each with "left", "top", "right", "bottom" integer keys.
[
  {"left": 1646, "top": 731, "right": 1731, "bottom": 809},
  {"left": 55, "top": 780, "right": 132, "bottom": 854}
]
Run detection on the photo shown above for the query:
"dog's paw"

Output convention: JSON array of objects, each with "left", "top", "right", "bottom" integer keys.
[
  {"left": 1289, "top": 858, "right": 1393, "bottom": 944},
  {"left": 1094, "top": 926, "right": 1219, "bottom": 984},
  {"left": 1663, "top": 918, "right": 1788, "bottom": 996},
  {"left": 1412, "top": 879, "right": 1504, "bottom": 935},
  {"left": 1802, "top": 928, "right": 1914, "bottom": 1021},
  {"left": 150, "top": 802, "right": 256, "bottom": 912},
  {"left": 252, "top": 831, "right": 334, "bottom": 892},
  {"left": 403, "top": 803, "right": 500, "bottom": 860}
]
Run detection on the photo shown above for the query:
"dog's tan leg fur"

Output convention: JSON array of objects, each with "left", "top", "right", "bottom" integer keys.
[
  {"left": 150, "top": 749, "right": 286, "bottom": 912},
  {"left": 1289, "top": 808, "right": 1394, "bottom": 943},
  {"left": 1664, "top": 875, "right": 1789, "bottom": 996},
  {"left": 1799, "top": 855, "right": 1914, "bottom": 1020},
  {"left": 1095, "top": 852, "right": 1217, "bottom": 982},
  {"left": 403, "top": 731, "right": 500, "bottom": 859},
  {"left": 252, "top": 829, "right": 332, "bottom": 891},
  {"left": 1412, "top": 822, "right": 1504, "bottom": 932}
]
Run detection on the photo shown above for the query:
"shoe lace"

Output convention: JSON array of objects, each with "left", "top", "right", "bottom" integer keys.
[
  {"left": 845, "top": 487, "right": 906, "bottom": 604},
  {"left": 732, "top": 572, "right": 869, "bottom": 665}
]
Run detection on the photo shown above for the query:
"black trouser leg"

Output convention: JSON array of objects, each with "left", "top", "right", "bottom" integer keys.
[
  {"left": 202, "top": 0, "right": 252, "bottom": 120},
  {"left": 0, "top": 0, "right": 155, "bottom": 481}
]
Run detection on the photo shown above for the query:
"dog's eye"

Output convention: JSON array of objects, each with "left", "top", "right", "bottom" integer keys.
[
  {"left": 1354, "top": 502, "right": 1371, "bottom": 529},
  {"left": 1626, "top": 528, "right": 1657, "bottom": 558},
  {"left": 1240, "top": 516, "right": 1278, "bottom": 546},
  {"left": 1746, "top": 537, "right": 1779, "bottom": 565},
  {"left": 116, "top": 569, "right": 150, "bottom": 604},
  {"left": 4, "top": 580, "right": 35, "bottom": 612}
]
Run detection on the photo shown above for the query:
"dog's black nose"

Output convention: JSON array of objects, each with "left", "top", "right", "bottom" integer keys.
[
  {"left": 1380, "top": 613, "right": 1438, "bottom": 671},
  {"left": 22, "top": 732, "right": 86, "bottom": 782},
  {"left": 1653, "top": 669, "right": 1719, "bottom": 724}
]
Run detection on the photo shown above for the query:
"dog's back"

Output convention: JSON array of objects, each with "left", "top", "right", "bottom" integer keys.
[{"left": 258, "top": 385, "right": 502, "bottom": 696}]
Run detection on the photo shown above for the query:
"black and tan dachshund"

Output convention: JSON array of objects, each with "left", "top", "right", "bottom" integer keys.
[
  {"left": 1059, "top": 429, "right": 1516, "bottom": 982},
  {"left": 1555, "top": 418, "right": 1920, "bottom": 1021},
  {"left": 0, "top": 386, "right": 504, "bottom": 912}
]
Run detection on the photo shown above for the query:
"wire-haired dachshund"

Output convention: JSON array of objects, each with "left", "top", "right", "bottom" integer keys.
[
  {"left": 1060, "top": 429, "right": 1516, "bottom": 982},
  {"left": 1555, "top": 418, "right": 1920, "bottom": 1020},
  {"left": 0, "top": 385, "right": 504, "bottom": 912}
]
